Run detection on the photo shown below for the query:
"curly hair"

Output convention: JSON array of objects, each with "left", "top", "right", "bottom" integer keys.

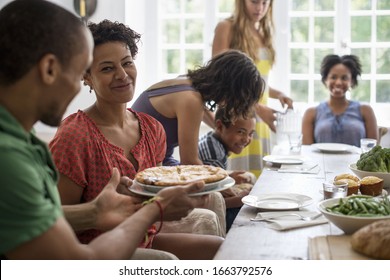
[
  {"left": 215, "top": 106, "right": 256, "bottom": 128},
  {"left": 320, "top": 54, "right": 362, "bottom": 88},
  {"left": 87, "top": 20, "right": 141, "bottom": 58},
  {"left": 229, "top": 0, "right": 275, "bottom": 64},
  {"left": 0, "top": 0, "right": 86, "bottom": 86},
  {"left": 187, "top": 50, "right": 264, "bottom": 121}
]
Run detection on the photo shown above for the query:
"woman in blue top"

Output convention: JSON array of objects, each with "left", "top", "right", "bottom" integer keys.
[{"left": 302, "top": 54, "right": 378, "bottom": 147}]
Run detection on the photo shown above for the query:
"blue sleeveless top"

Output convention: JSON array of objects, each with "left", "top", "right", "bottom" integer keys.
[
  {"left": 131, "top": 84, "right": 196, "bottom": 166},
  {"left": 314, "top": 100, "right": 366, "bottom": 147}
]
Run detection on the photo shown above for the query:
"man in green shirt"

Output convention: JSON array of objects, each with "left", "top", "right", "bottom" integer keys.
[{"left": 0, "top": 0, "right": 218, "bottom": 260}]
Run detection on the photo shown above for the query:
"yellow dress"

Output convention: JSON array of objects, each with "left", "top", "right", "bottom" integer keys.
[{"left": 227, "top": 48, "right": 271, "bottom": 178}]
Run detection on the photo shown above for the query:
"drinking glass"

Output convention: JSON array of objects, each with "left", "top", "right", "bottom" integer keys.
[
  {"left": 288, "top": 133, "right": 302, "bottom": 154},
  {"left": 322, "top": 181, "right": 348, "bottom": 200},
  {"left": 360, "top": 138, "right": 377, "bottom": 153}
]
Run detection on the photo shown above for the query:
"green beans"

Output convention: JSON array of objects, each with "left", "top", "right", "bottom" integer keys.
[{"left": 326, "top": 195, "right": 390, "bottom": 217}]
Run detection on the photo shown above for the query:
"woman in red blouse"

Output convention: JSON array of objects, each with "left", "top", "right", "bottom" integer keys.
[{"left": 49, "top": 20, "right": 223, "bottom": 259}]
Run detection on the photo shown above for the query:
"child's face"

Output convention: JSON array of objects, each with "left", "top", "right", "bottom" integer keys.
[{"left": 217, "top": 117, "right": 256, "bottom": 154}]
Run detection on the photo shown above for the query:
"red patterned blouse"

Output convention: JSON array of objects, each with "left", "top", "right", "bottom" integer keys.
[{"left": 49, "top": 109, "right": 166, "bottom": 245}]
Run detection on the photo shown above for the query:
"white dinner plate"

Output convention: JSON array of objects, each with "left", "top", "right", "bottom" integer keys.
[
  {"left": 311, "top": 143, "right": 354, "bottom": 153},
  {"left": 129, "top": 176, "right": 235, "bottom": 197},
  {"left": 242, "top": 193, "right": 313, "bottom": 210},
  {"left": 263, "top": 155, "right": 304, "bottom": 165}
]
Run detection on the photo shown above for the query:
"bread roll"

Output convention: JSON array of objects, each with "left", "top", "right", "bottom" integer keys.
[
  {"left": 334, "top": 173, "right": 360, "bottom": 183},
  {"left": 360, "top": 176, "right": 384, "bottom": 196},
  {"left": 334, "top": 178, "right": 360, "bottom": 195},
  {"left": 351, "top": 220, "right": 390, "bottom": 259}
]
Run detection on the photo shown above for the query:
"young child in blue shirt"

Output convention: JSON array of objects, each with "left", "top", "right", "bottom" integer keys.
[{"left": 199, "top": 107, "right": 256, "bottom": 231}]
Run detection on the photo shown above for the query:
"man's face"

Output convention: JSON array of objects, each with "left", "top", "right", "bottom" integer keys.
[{"left": 41, "top": 29, "right": 93, "bottom": 127}]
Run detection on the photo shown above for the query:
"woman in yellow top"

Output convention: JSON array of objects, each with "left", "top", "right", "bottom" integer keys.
[{"left": 212, "top": 0, "right": 293, "bottom": 177}]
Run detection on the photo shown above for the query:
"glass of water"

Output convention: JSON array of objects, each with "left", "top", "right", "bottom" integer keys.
[
  {"left": 288, "top": 133, "right": 302, "bottom": 154},
  {"left": 322, "top": 181, "right": 348, "bottom": 200},
  {"left": 360, "top": 138, "right": 377, "bottom": 153}
]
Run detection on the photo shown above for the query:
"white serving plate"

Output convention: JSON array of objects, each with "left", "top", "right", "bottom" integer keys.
[
  {"left": 134, "top": 175, "right": 232, "bottom": 193},
  {"left": 129, "top": 176, "right": 235, "bottom": 197}
]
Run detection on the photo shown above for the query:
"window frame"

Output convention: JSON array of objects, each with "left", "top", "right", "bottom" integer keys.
[{"left": 127, "top": 0, "right": 390, "bottom": 126}]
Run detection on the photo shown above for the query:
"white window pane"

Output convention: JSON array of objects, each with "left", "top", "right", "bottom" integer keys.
[
  {"left": 291, "top": 0, "right": 309, "bottom": 11},
  {"left": 314, "top": 0, "right": 334, "bottom": 11},
  {"left": 351, "top": 0, "right": 372, "bottom": 10},
  {"left": 313, "top": 81, "right": 328, "bottom": 102},
  {"left": 377, "top": 81, "right": 390, "bottom": 102},
  {"left": 162, "top": 0, "right": 181, "bottom": 13},
  {"left": 351, "top": 16, "right": 371, "bottom": 42},
  {"left": 314, "top": 48, "right": 333, "bottom": 73},
  {"left": 291, "top": 80, "right": 309, "bottom": 102},
  {"left": 351, "top": 48, "right": 371, "bottom": 74},
  {"left": 353, "top": 80, "right": 370, "bottom": 102},
  {"left": 162, "top": 19, "right": 180, "bottom": 44},
  {"left": 377, "top": 48, "right": 390, "bottom": 74},
  {"left": 185, "top": 0, "right": 205, "bottom": 13},
  {"left": 162, "top": 49, "right": 180, "bottom": 74},
  {"left": 377, "top": 16, "right": 390, "bottom": 42},
  {"left": 218, "top": 0, "right": 234, "bottom": 12},
  {"left": 185, "top": 49, "right": 203, "bottom": 71},
  {"left": 291, "top": 49, "right": 309, "bottom": 73},
  {"left": 185, "top": 19, "right": 204, "bottom": 43},
  {"left": 290, "top": 17, "right": 309, "bottom": 42},
  {"left": 378, "top": 0, "right": 390, "bottom": 9},
  {"left": 314, "top": 17, "right": 334, "bottom": 42}
]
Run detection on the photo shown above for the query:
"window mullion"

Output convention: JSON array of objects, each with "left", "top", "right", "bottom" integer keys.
[
  {"left": 335, "top": 0, "right": 351, "bottom": 54},
  {"left": 180, "top": 0, "right": 185, "bottom": 74},
  {"left": 308, "top": 0, "right": 315, "bottom": 104},
  {"left": 371, "top": 0, "right": 377, "bottom": 104}
]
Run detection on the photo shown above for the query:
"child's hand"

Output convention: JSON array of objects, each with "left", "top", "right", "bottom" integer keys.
[{"left": 228, "top": 170, "right": 251, "bottom": 184}]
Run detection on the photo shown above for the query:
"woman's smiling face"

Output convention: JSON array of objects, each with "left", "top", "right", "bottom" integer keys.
[
  {"left": 325, "top": 63, "right": 352, "bottom": 98},
  {"left": 85, "top": 41, "right": 137, "bottom": 104}
]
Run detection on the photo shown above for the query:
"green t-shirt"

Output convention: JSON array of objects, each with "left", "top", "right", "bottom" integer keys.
[{"left": 0, "top": 105, "right": 62, "bottom": 256}]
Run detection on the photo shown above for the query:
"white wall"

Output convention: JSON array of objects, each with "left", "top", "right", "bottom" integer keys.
[
  {"left": 0, "top": 0, "right": 128, "bottom": 135},
  {"left": 0, "top": 0, "right": 147, "bottom": 139},
  {"left": 54, "top": 0, "right": 127, "bottom": 135}
]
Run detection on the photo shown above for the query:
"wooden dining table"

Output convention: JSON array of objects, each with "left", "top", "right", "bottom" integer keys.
[{"left": 214, "top": 144, "right": 365, "bottom": 260}]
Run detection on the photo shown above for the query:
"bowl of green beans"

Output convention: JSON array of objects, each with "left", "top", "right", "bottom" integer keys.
[{"left": 318, "top": 195, "right": 390, "bottom": 234}]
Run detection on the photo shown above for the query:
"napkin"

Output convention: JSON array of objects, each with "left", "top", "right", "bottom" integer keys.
[
  {"left": 277, "top": 163, "right": 320, "bottom": 174},
  {"left": 253, "top": 211, "right": 328, "bottom": 231}
]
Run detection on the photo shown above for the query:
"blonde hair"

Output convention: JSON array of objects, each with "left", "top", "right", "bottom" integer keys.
[{"left": 228, "top": 0, "right": 275, "bottom": 65}]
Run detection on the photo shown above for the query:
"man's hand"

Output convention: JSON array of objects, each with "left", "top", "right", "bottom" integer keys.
[
  {"left": 156, "top": 181, "right": 208, "bottom": 221},
  {"left": 93, "top": 168, "right": 144, "bottom": 231}
]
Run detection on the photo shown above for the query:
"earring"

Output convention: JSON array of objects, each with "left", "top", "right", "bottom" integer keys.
[{"left": 89, "top": 86, "right": 93, "bottom": 94}]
